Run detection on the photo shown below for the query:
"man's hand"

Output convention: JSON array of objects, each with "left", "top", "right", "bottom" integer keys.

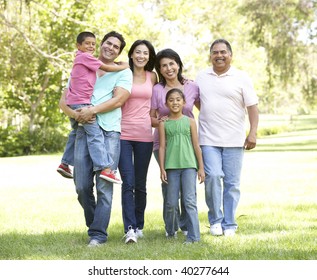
[
  {"left": 244, "top": 133, "right": 257, "bottom": 150},
  {"left": 76, "top": 107, "right": 96, "bottom": 123}
]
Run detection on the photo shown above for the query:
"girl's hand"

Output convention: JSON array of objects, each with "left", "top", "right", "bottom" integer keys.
[
  {"left": 197, "top": 168, "right": 205, "bottom": 184},
  {"left": 160, "top": 170, "right": 168, "bottom": 184}
]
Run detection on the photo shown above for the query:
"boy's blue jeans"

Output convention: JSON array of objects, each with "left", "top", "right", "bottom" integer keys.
[{"left": 61, "top": 104, "right": 113, "bottom": 171}]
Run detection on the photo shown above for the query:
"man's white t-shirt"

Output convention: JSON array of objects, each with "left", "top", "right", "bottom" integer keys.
[{"left": 196, "top": 66, "right": 258, "bottom": 147}]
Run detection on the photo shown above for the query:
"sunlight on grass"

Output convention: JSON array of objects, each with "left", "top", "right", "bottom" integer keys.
[{"left": 1, "top": 117, "right": 317, "bottom": 260}]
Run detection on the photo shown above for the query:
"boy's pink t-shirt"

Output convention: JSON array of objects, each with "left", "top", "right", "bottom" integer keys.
[
  {"left": 120, "top": 71, "right": 154, "bottom": 142},
  {"left": 66, "top": 50, "right": 102, "bottom": 105}
]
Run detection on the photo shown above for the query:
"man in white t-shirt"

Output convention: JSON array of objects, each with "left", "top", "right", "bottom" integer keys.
[{"left": 196, "top": 39, "right": 259, "bottom": 237}]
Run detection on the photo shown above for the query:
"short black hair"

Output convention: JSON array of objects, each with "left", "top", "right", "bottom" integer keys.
[
  {"left": 100, "top": 31, "right": 126, "bottom": 54},
  {"left": 77, "top": 31, "right": 96, "bottom": 44}
]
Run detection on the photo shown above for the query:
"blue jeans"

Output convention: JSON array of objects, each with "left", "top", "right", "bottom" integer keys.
[
  {"left": 62, "top": 104, "right": 113, "bottom": 171},
  {"left": 118, "top": 140, "right": 153, "bottom": 233},
  {"left": 73, "top": 126, "right": 120, "bottom": 243},
  {"left": 201, "top": 146, "right": 244, "bottom": 230},
  {"left": 153, "top": 150, "right": 187, "bottom": 232},
  {"left": 165, "top": 168, "right": 200, "bottom": 242}
]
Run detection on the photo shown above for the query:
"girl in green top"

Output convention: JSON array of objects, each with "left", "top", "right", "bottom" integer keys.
[{"left": 158, "top": 88, "right": 205, "bottom": 243}]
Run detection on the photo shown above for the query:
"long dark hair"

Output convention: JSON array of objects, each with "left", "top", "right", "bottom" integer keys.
[
  {"left": 128, "top": 40, "right": 156, "bottom": 72},
  {"left": 155, "top": 48, "right": 185, "bottom": 86}
]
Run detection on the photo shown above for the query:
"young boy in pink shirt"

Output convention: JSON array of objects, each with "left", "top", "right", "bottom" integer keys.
[{"left": 57, "top": 31, "right": 128, "bottom": 184}]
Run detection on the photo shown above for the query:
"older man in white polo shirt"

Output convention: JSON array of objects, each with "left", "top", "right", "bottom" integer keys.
[{"left": 196, "top": 39, "right": 259, "bottom": 237}]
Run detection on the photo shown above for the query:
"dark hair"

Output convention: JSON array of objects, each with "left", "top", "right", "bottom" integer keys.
[
  {"left": 128, "top": 40, "right": 156, "bottom": 72},
  {"left": 155, "top": 48, "right": 185, "bottom": 86},
  {"left": 165, "top": 88, "right": 186, "bottom": 103},
  {"left": 209, "top": 39, "right": 233, "bottom": 55},
  {"left": 100, "top": 31, "right": 126, "bottom": 54},
  {"left": 77, "top": 31, "right": 95, "bottom": 44}
]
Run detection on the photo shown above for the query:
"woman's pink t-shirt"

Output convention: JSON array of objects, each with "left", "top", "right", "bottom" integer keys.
[{"left": 120, "top": 71, "right": 154, "bottom": 142}]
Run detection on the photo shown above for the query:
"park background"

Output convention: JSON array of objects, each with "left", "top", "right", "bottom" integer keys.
[{"left": 0, "top": 0, "right": 317, "bottom": 262}]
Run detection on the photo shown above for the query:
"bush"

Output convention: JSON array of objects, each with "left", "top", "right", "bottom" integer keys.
[
  {"left": 257, "top": 126, "right": 289, "bottom": 137},
  {"left": 0, "top": 126, "right": 67, "bottom": 157}
]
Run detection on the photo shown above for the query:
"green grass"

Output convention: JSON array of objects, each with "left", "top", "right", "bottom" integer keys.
[{"left": 0, "top": 114, "right": 317, "bottom": 260}]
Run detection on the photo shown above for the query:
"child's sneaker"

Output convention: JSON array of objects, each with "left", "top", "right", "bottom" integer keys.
[
  {"left": 100, "top": 170, "right": 122, "bottom": 184},
  {"left": 57, "top": 164, "right": 73, "bottom": 179}
]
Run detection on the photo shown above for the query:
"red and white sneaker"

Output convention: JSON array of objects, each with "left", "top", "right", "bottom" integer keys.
[
  {"left": 57, "top": 164, "right": 73, "bottom": 179},
  {"left": 100, "top": 170, "right": 122, "bottom": 184}
]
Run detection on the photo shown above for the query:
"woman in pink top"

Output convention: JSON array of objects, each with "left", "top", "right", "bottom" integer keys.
[
  {"left": 150, "top": 48, "right": 200, "bottom": 237},
  {"left": 118, "top": 40, "right": 157, "bottom": 244}
]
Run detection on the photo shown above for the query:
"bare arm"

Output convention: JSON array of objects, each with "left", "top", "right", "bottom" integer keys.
[
  {"left": 76, "top": 86, "right": 130, "bottom": 123},
  {"left": 189, "top": 118, "right": 205, "bottom": 183},
  {"left": 244, "top": 104, "right": 259, "bottom": 150},
  {"left": 150, "top": 109, "right": 160, "bottom": 128},
  {"left": 151, "top": 71, "right": 158, "bottom": 85},
  {"left": 99, "top": 61, "right": 129, "bottom": 72},
  {"left": 150, "top": 108, "right": 169, "bottom": 128},
  {"left": 158, "top": 121, "right": 168, "bottom": 184},
  {"left": 59, "top": 88, "right": 78, "bottom": 119}
]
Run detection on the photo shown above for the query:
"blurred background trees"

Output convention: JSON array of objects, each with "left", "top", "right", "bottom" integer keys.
[{"left": 1, "top": 0, "right": 316, "bottom": 156}]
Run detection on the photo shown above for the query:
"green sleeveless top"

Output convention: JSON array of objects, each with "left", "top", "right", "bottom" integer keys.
[{"left": 164, "top": 116, "right": 198, "bottom": 170}]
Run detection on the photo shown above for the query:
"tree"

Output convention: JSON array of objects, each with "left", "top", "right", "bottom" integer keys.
[
  {"left": 239, "top": 0, "right": 317, "bottom": 112},
  {"left": 0, "top": 0, "right": 94, "bottom": 155}
]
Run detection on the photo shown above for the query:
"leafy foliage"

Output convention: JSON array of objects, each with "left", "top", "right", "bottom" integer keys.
[{"left": 0, "top": 0, "right": 317, "bottom": 156}]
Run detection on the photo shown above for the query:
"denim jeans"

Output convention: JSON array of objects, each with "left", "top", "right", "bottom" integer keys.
[
  {"left": 62, "top": 104, "right": 113, "bottom": 171},
  {"left": 165, "top": 168, "right": 200, "bottom": 242},
  {"left": 73, "top": 126, "right": 120, "bottom": 243},
  {"left": 201, "top": 146, "right": 244, "bottom": 230},
  {"left": 153, "top": 150, "right": 187, "bottom": 232},
  {"left": 118, "top": 140, "right": 153, "bottom": 233}
]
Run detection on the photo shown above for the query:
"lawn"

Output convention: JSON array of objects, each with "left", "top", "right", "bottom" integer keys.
[{"left": 0, "top": 114, "right": 316, "bottom": 262}]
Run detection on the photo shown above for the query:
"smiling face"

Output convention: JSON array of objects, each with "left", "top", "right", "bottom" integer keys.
[
  {"left": 77, "top": 36, "right": 96, "bottom": 55},
  {"left": 210, "top": 42, "right": 232, "bottom": 75},
  {"left": 159, "top": 57, "right": 180, "bottom": 82},
  {"left": 166, "top": 91, "right": 185, "bottom": 114},
  {"left": 131, "top": 44, "right": 150, "bottom": 69},
  {"left": 99, "top": 36, "right": 122, "bottom": 63}
]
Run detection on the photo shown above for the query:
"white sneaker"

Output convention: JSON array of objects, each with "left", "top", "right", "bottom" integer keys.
[
  {"left": 124, "top": 227, "right": 137, "bottom": 244},
  {"left": 223, "top": 229, "right": 236, "bottom": 237},
  {"left": 165, "top": 231, "right": 177, "bottom": 238},
  {"left": 135, "top": 228, "right": 144, "bottom": 238},
  {"left": 210, "top": 223, "right": 223, "bottom": 236},
  {"left": 87, "top": 239, "right": 103, "bottom": 247},
  {"left": 182, "top": 230, "right": 188, "bottom": 236}
]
